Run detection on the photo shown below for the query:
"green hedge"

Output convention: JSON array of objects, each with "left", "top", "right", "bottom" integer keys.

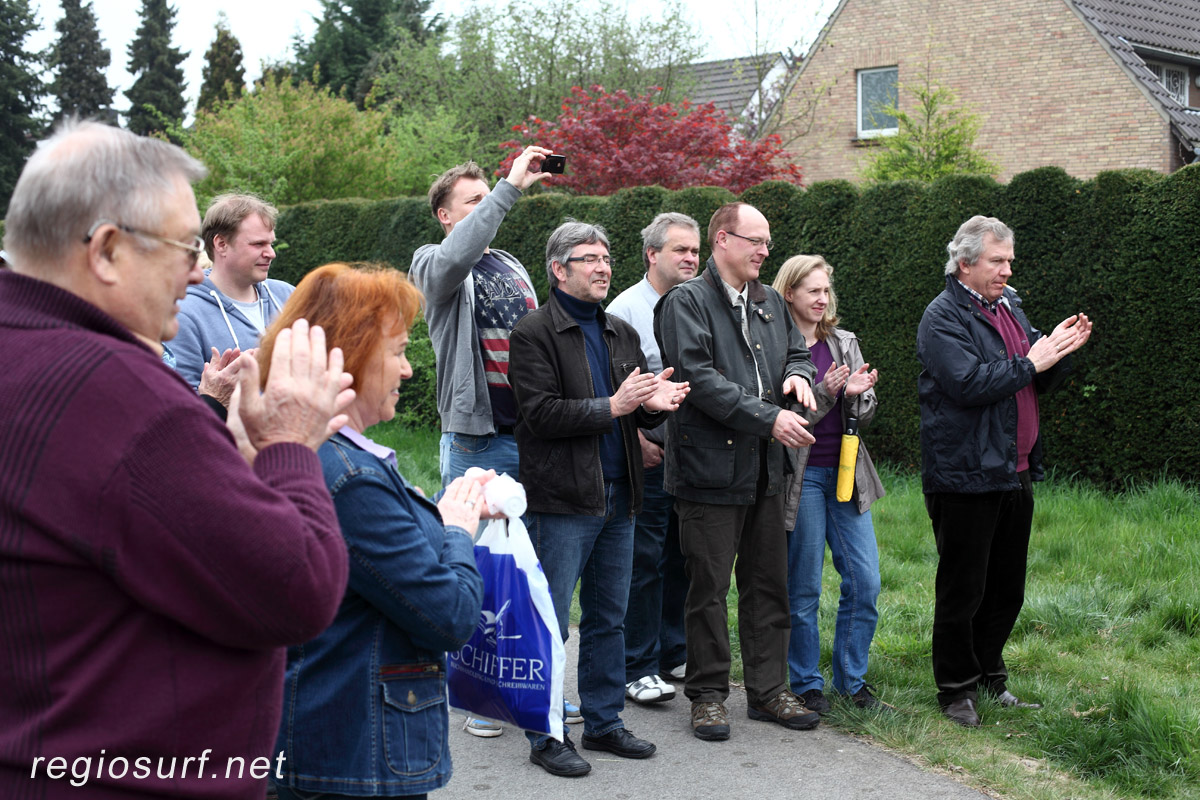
[{"left": 272, "top": 167, "right": 1200, "bottom": 487}]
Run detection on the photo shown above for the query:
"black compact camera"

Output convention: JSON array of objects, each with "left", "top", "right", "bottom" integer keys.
[{"left": 540, "top": 154, "right": 567, "bottom": 174}]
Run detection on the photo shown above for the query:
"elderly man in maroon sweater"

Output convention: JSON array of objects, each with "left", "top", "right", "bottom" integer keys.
[
  {"left": 917, "top": 215, "right": 1092, "bottom": 728},
  {"left": 0, "top": 122, "right": 353, "bottom": 798}
]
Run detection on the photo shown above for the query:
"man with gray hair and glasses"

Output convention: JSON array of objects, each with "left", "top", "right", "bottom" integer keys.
[
  {"left": 0, "top": 121, "right": 354, "bottom": 799},
  {"left": 918, "top": 214, "right": 1092, "bottom": 728},
  {"left": 509, "top": 219, "right": 689, "bottom": 777},
  {"left": 606, "top": 212, "right": 700, "bottom": 705}
]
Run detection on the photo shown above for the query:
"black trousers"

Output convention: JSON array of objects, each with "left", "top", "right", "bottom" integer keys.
[{"left": 926, "top": 471, "right": 1034, "bottom": 708}]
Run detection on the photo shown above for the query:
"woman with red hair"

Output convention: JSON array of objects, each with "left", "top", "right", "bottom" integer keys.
[{"left": 262, "top": 263, "right": 489, "bottom": 800}]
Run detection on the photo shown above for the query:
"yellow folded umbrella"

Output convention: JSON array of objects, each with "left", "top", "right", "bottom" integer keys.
[{"left": 836, "top": 417, "right": 859, "bottom": 503}]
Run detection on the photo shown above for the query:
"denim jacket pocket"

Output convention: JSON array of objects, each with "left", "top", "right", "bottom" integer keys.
[
  {"left": 677, "top": 424, "right": 736, "bottom": 488},
  {"left": 380, "top": 666, "right": 447, "bottom": 778}
]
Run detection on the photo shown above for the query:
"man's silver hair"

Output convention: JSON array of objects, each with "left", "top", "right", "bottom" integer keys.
[
  {"left": 546, "top": 218, "right": 610, "bottom": 289},
  {"left": 640, "top": 212, "right": 700, "bottom": 270},
  {"left": 3, "top": 120, "right": 206, "bottom": 269},
  {"left": 944, "top": 215, "right": 1014, "bottom": 276}
]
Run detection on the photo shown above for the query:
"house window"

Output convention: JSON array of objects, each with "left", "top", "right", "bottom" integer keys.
[
  {"left": 1147, "top": 62, "right": 1187, "bottom": 105},
  {"left": 857, "top": 67, "right": 899, "bottom": 138}
]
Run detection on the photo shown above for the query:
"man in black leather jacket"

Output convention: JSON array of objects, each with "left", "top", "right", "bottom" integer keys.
[
  {"left": 509, "top": 220, "right": 687, "bottom": 777},
  {"left": 918, "top": 215, "right": 1092, "bottom": 728},
  {"left": 655, "top": 202, "right": 820, "bottom": 742}
]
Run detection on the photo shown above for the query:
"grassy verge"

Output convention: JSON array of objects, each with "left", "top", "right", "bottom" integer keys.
[{"left": 372, "top": 421, "right": 1200, "bottom": 800}]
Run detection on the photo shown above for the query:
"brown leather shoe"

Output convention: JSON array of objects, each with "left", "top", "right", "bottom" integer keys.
[
  {"left": 943, "top": 697, "right": 980, "bottom": 727},
  {"left": 747, "top": 690, "right": 820, "bottom": 731}
]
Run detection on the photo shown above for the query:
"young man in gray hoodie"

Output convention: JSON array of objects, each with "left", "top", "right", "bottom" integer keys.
[
  {"left": 410, "top": 146, "right": 553, "bottom": 739},
  {"left": 172, "top": 194, "right": 295, "bottom": 389}
]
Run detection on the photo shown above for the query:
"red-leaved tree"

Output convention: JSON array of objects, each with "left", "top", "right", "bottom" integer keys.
[{"left": 498, "top": 85, "right": 802, "bottom": 195}]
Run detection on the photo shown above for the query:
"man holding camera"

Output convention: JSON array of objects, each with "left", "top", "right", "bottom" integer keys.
[{"left": 412, "top": 147, "right": 554, "bottom": 737}]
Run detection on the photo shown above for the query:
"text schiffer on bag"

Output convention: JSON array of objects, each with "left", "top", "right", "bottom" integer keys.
[{"left": 448, "top": 513, "right": 565, "bottom": 741}]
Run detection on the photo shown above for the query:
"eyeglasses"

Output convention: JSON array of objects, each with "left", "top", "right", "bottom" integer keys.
[
  {"left": 84, "top": 219, "right": 205, "bottom": 266},
  {"left": 566, "top": 254, "right": 613, "bottom": 267},
  {"left": 723, "top": 231, "right": 773, "bottom": 251}
]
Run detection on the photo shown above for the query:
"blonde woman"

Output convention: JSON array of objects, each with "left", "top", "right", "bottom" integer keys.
[{"left": 772, "top": 256, "right": 891, "bottom": 712}]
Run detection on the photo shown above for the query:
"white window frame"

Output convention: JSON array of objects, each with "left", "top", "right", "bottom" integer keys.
[
  {"left": 1147, "top": 61, "right": 1187, "bottom": 106},
  {"left": 857, "top": 66, "right": 899, "bottom": 138}
]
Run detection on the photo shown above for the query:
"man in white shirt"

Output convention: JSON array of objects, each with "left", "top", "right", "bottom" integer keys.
[{"left": 607, "top": 212, "right": 700, "bottom": 705}]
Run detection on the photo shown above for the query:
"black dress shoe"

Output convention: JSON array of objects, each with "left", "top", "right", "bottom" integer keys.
[
  {"left": 581, "top": 727, "right": 657, "bottom": 759},
  {"left": 996, "top": 690, "right": 1042, "bottom": 709},
  {"left": 530, "top": 733, "right": 591, "bottom": 777},
  {"left": 943, "top": 697, "right": 980, "bottom": 727}
]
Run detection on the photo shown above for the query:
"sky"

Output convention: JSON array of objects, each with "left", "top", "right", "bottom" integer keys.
[{"left": 25, "top": 0, "right": 839, "bottom": 113}]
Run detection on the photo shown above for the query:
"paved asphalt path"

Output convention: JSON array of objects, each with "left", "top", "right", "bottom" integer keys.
[{"left": 439, "top": 630, "right": 992, "bottom": 800}]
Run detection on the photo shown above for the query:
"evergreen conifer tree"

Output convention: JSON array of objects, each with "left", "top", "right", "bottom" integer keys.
[
  {"left": 47, "top": 0, "right": 115, "bottom": 124},
  {"left": 293, "top": 0, "right": 442, "bottom": 96},
  {"left": 197, "top": 13, "right": 245, "bottom": 113},
  {"left": 125, "top": 0, "right": 188, "bottom": 136},
  {"left": 1, "top": 0, "right": 44, "bottom": 216}
]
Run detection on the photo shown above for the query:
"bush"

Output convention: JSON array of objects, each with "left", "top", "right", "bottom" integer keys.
[{"left": 271, "top": 167, "right": 1200, "bottom": 486}]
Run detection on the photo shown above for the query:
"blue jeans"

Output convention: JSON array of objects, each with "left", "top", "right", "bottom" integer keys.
[
  {"left": 787, "top": 465, "right": 881, "bottom": 695},
  {"left": 275, "top": 789, "right": 425, "bottom": 800},
  {"left": 526, "top": 480, "right": 634, "bottom": 744},
  {"left": 439, "top": 432, "right": 519, "bottom": 487},
  {"left": 623, "top": 464, "right": 687, "bottom": 681}
]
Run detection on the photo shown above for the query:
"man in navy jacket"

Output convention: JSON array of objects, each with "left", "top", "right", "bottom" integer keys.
[{"left": 917, "top": 215, "right": 1092, "bottom": 728}]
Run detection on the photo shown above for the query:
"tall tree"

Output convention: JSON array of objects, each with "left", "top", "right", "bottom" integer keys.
[
  {"left": 125, "top": 0, "right": 187, "bottom": 136},
  {"left": 366, "top": 0, "right": 702, "bottom": 171},
  {"left": 294, "top": 0, "right": 443, "bottom": 98},
  {"left": 0, "top": 0, "right": 43, "bottom": 216},
  {"left": 47, "top": 0, "right": 115, "bottom": 124},
  {"left": 197, "top": 13, "right": 245, "bottom": 113}
]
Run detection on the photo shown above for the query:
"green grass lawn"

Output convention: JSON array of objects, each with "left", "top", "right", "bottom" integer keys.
[{"left": 371, "top": 420, "right": 1200, "bottom": 800}]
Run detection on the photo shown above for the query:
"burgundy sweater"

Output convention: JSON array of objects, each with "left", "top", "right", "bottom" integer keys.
[
  {"left": 0, "top": 271, "right": 349, "bottom": 799},
  {"left": 974, "top": 299, "right": 1040, "bottom": 472}
]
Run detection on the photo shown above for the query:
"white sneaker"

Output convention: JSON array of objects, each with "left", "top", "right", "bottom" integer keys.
[
  {"left": 463, "top": 717, "right": 503, "bottom": 737},
  {"left": 666, "top": 663, "right": 686, "bottom": 682},
  {"left": 625, "top": 675, "right": 675, "bottom": 704}
]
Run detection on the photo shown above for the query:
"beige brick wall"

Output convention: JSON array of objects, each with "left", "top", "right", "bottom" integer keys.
[{"left": 780, "top": 0, "right": 1172, "bottom": 183}]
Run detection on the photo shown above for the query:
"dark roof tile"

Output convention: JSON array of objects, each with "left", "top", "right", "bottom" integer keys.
[
  {"left": 1072, "top": 0, "right": 1200, "bottom": 147},
  {"left": 682, "top": 54, "right": 787, "bottom": 117}
]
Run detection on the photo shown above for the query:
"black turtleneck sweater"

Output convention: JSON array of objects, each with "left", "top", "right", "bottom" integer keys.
[{"left": 554, "top": 288, "right": 627, "bottom": 480}]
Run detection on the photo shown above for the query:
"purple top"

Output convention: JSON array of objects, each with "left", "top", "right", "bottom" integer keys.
[{"left": 807, "top": 339, "right": 844, "bottom": 468}]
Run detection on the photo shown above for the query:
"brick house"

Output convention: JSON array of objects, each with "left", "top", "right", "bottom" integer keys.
[{"left": 777, "top": 0, "right": 1200, "bottom": 182}]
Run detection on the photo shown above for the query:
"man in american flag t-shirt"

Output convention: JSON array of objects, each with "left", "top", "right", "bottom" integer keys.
[
  {"left": 411, "top": 149, "right": 570, "bottom": 739},
  {"left": 473, "top": 254, "right": 537, "bottom": 429}
]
